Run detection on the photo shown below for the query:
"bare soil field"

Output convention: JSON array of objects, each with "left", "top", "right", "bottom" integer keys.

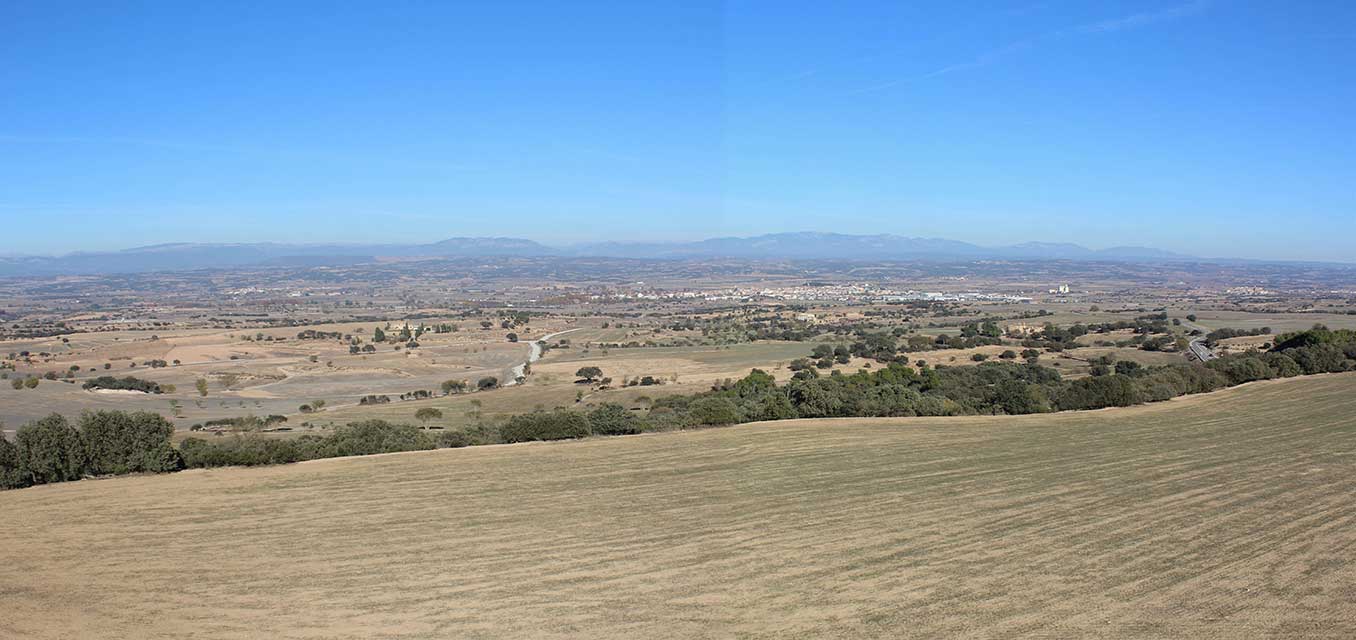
[{"left": 4, "top": 373, "right": 1355, "bottom": 638}]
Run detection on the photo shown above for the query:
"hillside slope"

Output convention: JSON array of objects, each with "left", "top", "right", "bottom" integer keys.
[{"left": 4, "top": 374, "right": 1355, "bottom": 638}]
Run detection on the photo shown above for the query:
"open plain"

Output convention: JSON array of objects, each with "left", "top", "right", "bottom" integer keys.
[{"left": 5, "top": 373, "right": 1355, "bottom": 639}]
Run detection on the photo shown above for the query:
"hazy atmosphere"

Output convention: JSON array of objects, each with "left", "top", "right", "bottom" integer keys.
[{"left": 2, "top": 1, "right": 1353, "bottom": 260}]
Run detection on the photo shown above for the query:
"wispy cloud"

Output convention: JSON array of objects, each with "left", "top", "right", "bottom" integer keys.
[
  {"left": 999, "top": 3, "right": 1053, "bottom": 18},
  {"left": 1069, "top": 0, "right": 1213, "bottom": 35},
  {"left": 845, "top": 39, "right": 1035, "bottom": 95},
  {"left": 920, "top": 39, "right": 1037, "bottom": 79},
  {"left": 846, "top": 0, "right": 1217, "bottom": 95}
]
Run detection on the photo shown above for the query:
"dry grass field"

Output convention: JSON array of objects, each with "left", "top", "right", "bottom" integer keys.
[
  {"left": 313, "top": 341, "right": 815, "bottom": 428},
  {"left": 1184, "top": 310, "right": 1356, "bottom": 333},
  {"left": 4, "top": 373, "right": 1355, "bottom": 638},
  {"left": 0, "top": 319, "right": 552, "bottom": 431}
]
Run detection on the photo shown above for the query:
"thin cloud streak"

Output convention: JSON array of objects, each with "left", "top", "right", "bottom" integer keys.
[
  {"left": 846, "top": 0, "right": 1217, "bottom": 95},
  {"left": 844, "top": 38, "right": 1036, "bottom": 95},
  {"left": 920, "top": 40, "right": 1036, "bottom": 79},
  {"left": 1071, "top": 0, "right": 1213, "bottom": 34}
]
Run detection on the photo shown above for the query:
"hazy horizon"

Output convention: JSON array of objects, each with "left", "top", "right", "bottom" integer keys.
[
  {"left": 3, "top": 230, "right": 1355, "bottom": 267},
  {"left": 3, "top": 1, "right": 1354, "bottom": 261}
]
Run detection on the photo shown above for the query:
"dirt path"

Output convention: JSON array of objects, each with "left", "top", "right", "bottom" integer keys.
[{"left": 504, "top": 327, "right": 581, "bottom": 386}]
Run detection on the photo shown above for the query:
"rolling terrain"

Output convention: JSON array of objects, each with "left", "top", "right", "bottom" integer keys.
[{"left": 3, "top": 374, "right": 1355, "bottom": 638}]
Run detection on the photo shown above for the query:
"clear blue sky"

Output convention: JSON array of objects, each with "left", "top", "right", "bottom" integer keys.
[{"left": 1, "top": 1, "right": 1353, "bottom": 260}]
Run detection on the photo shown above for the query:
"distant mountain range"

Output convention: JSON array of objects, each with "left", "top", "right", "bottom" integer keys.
[
  {"left": 0, "top": 232, "right": 1200, "bottom": 276},
  {"left": 569, "top": 234, "right": 1191, "bottom": 262}
]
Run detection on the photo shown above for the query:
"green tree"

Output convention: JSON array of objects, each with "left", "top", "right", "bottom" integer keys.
[
  {"left": 319, "top": 420, "right": 436, "bottom": 457},
  {"left": 993, "top": 380, "right": 1047, "bottom": 415},
  {"left": 441, "top": 379, "right": 468, "bottom": 395},
  {"left": 501, "top": 409, "right": 590, "bottom": 443},
  {"left": 196, "top": 378, "right": 209, "bottom": 397},
  {"left": 79, "top": 411, "right": 182, "bottom": 475},
  {"left": 1114, "top": 361, "right": 1143, "bottom": 376},
  {"left": 587, "top": 403, "right": 644, "bottom": 435},
  {"left": 15, "top": 414, "right": 86, "bottom": 485},
  {"left": 689, "top": 397, "right": 742, "bottom": 426},
  {"left": 575, "top": 366, "right": 603, "bottom": 382},
  {"left": 414, "top": 407, "right": 443, "bottom": 427},
  {"left": 0, "top": 429, "right": 29, "bottom": 489}
]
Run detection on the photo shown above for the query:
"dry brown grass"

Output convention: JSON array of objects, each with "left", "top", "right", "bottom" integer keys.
[
  {"left": 0, "top": 321, "right": 539, "bottom": 431},
  {"left": 3, "top": 374, "right": 1356, "bottom": 638}
]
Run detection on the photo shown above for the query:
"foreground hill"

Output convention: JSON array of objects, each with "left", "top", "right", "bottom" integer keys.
[{"left": 4, "top": 374, "right": 1355, "bottom": 638}]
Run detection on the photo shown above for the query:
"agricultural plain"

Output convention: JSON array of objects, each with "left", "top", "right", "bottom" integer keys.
[{"left": 4, "top": 373, "right": 1355, "bottom": 639}]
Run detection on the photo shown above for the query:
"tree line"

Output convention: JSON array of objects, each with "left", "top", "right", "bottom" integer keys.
[
  {"left": 0, "top": 411, "right": 181, "bottom": 489},
  {"left": 4, "top": 326, "right": 1353, "bottom": 491}
]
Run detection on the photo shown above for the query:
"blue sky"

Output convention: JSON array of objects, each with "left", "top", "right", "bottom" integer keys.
[{"left": 1, "top": 1, "right": 1353, "bottom": 261}]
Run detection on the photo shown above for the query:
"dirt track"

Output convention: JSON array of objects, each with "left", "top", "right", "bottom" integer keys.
[{"left": 4, "top": 374, "right": 1356, "bottom": 638}]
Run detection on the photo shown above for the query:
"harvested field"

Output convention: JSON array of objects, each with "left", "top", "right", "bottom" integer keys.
[{"left": 4, "top": 374, "right": 1356, "bottom": 638}]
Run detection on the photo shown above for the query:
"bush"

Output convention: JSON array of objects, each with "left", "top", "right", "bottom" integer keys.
[
  {"left": 1207, "top": 355, "right": 1273, "bottom": 385},
  {"left": 81, "top": 376, "right": 163, "bottom": 394},
  {"left": 436, "top": 431, "right": 473, "bottom": 448},
  {"left": 501, "top": 410, "right": 591, "bottom": 443},
  {"left": 1285, "top": 344, "right": 1349, "bottom": 375},
  {"left": 688, "top": 397, "right": 743, "bottom": 426},
  {"left": 588, "top": 403, "right": 645, "bottom": 436},
  {"left": 15, "top": 414, "right": 87, "bottom": 485},
  {"left": 179, "top": 421, "right": 435, "bottom": 469},
  {"left": 1056, "top": 375, "right": 1141, "bottom": 411},
  {"left": 993, "top": 379, "right": 1050, "bottom": 415},
  {"left": 1261, "top": 352, "right": 1302, "bottom": 377},
  {"left": 441, "top": 379, "right": 468, "bottom": 394},
  {"left": 320, "top": 421, "right": 436, "bottom": 457},
  {"left": 0, "top": 433, "right": 29, "bottom": 490},
  {"left": 179, "top": 435, "right": 320, "bottom": 468},
  {"left": 79, "top": 410, "right": 182, "bottom": 476}
]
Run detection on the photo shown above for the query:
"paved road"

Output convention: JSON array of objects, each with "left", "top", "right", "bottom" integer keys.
[{"left": 1182, "top": 320, "right": 1216, "bottom": 361}]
